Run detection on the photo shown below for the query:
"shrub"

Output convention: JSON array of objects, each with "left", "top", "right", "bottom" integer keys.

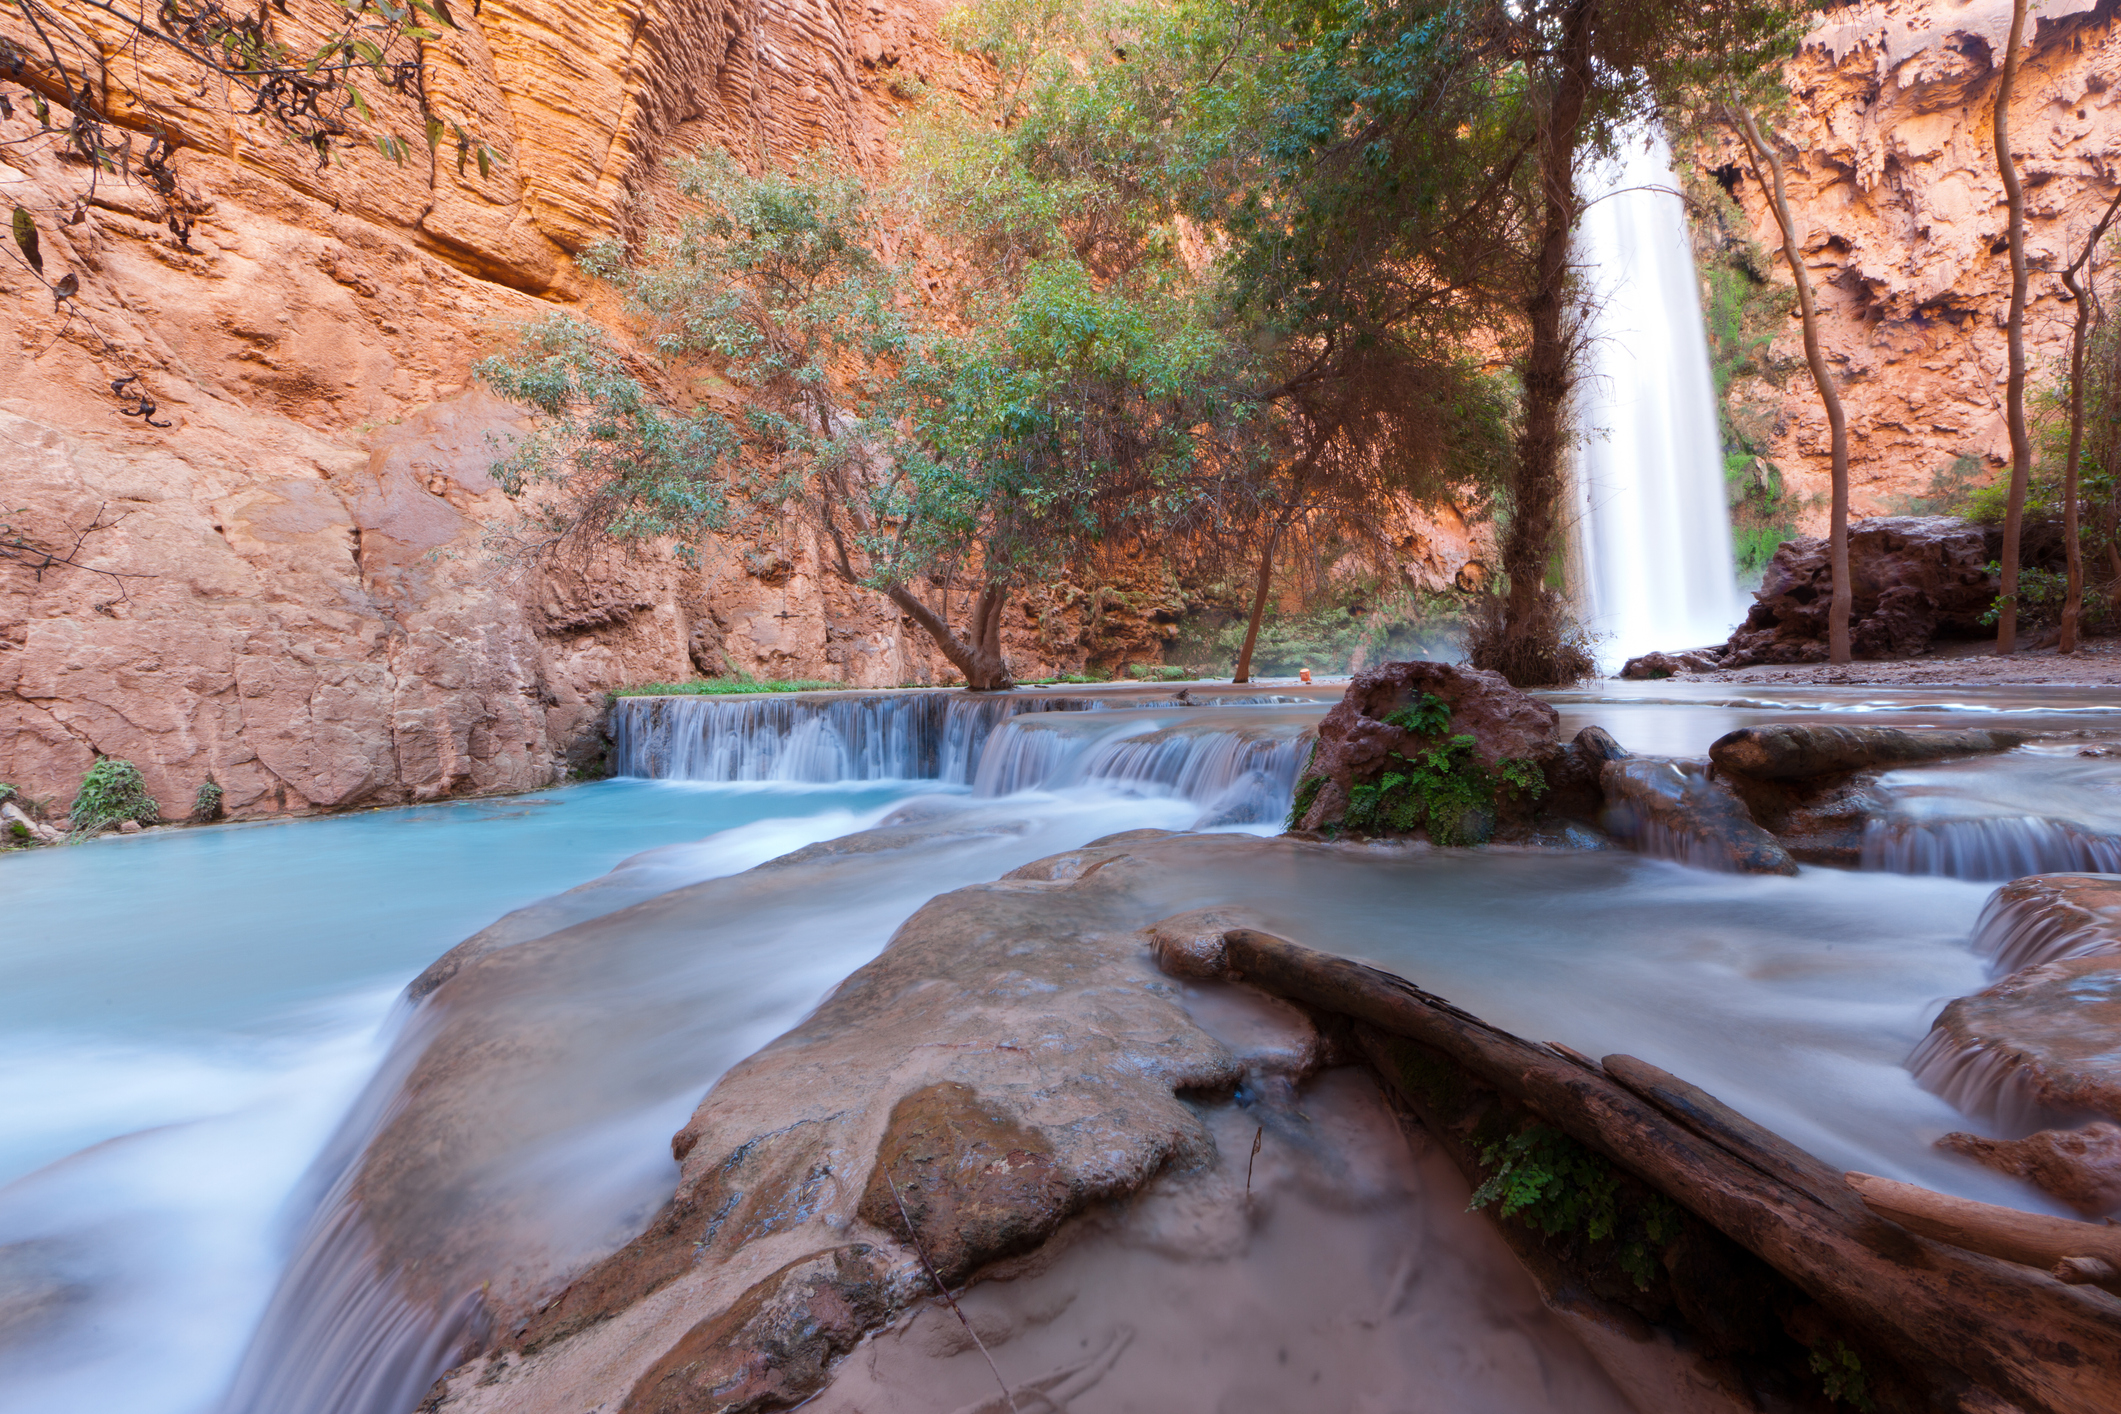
[
  {"left": 192, "top": 780, "right": 225, "bottom": 821},
  {"left": 70, "top": 758, "right": 159, "bottom": 836}
]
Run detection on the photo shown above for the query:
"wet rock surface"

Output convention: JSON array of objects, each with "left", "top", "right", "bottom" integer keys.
[
  {"left": 1972, "top": 872, "right": 2121, "bottom": 971},
  {"left": 1708, "top": 724, "right": 2025, "bottom": 780},
  {"left": 1597, "top": 758, "right": 1799, "bottom": 874},
  {"left": 1938, "top": 1123, "right": 2121, "bottom": 1216},
  {"left": 415, "top": 830, "right": 1248, "bottom": 1414},
  {"left": 1921, "top": 954, "right": 2121, "bottom": 1124}
]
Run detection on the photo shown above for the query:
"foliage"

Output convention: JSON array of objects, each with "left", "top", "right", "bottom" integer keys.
[
  {"left": 1686, "top": 175, "right": 1801, "bottom": 579},
  {"left": 1977, "top": 562, "right": 2105, "bottom": 632},
  {"left": 1808, "top": 1340, "right": 1876, "bottom": 1413},
  {"left": 474, "top": 315, "right": 735, "bottom": 566},
  {"left": 1468, "top": 1123, "right": 1682, "bottom": 1291},
  {"left": 1126, "top": 663, "right": 1192, "bottom": 681},
  {"left": 69, "top": 757, "right": 158, "bottom": 835},
  {"left": 192, "top": 780, "right": 225, "bottom": 820},
  {"left": 1332, "top": 691, "right": 1545, "bottom": 844},
  {"left": 1171, "top": 585, "right": 1471, "bottom": 677},
  {"left": 1465, "top": 590, "right": 1597, "bottom": 685},
  {"left": 1285, "top": 773, "right": 1326, "bottom": 830}
]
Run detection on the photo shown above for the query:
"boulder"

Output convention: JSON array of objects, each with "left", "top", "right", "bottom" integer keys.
[
  {"left": 1598, "top": 759, "right": 1799, "bottom": 874},
  {"left": 1708, "top": 725, "right": 2025, "bottom": 781},
  {"left": 1620, "top": 649, "right": 1727, "bottom": 680},
  {"left": 1719, "top": 517, "right": 1999, "bottom": 666},
  {"left": 1541, "top": 725, "right": 1630, "bottom": 824},
  {"left": 1939, "top": 1123, "right": 2121, "bottom": 1217},
  {"left": 1288, "top": 661, "right": 1559, "bottom": 839}
]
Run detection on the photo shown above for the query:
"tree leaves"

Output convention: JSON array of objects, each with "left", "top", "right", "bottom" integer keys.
[{"left": 11, "top": 207, "right": 41, "bottom": 275}]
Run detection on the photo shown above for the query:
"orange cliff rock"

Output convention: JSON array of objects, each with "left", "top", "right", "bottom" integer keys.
[
  {"left": 0, "top": 0, "right": 1004, "bottom": 822},
  {"left": 1720, "top": 0, "right": 2121, "bottom": 529}
]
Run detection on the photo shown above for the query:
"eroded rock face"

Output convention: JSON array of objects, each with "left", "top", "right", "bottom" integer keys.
[
  {"left": 1718, "top": 518, "right": 1999, "bottom": 667},
  {"left": 1288, "top": 661, "right": 1559, "bottom": 837},
  {"left": 1921, "top": 954, "right": 2121, "bottom": 1124},
  {"left": 1721, "top": 2, "right": 2121, "bottom": 525}
]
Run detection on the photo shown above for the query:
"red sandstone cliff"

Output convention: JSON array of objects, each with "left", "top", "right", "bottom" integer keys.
[{"left": 1726, "top": 0, "right": 2121, "bottom": 526}]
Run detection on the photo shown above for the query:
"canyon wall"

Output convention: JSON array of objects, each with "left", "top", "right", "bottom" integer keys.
[
  {"left": 0, "top": 0, "right": 1196, "bottom": 822},
  {"left": 1725, "top": 0, "right": 2121, "bottom": 528}
]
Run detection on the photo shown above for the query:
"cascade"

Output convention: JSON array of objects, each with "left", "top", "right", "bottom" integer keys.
[
  {"left": 1570, "top": 130, "right": 1749, "bottom": 666},
  {"left": 1861, "top": 816, "right": 2121, "bottom": 882},
  {"left": 606, "top": 691, "right": 1108, "bottom": 783}
]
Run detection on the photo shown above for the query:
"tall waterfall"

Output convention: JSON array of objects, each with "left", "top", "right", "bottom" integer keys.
[{"left": 1570, "top": 130, "right": 1748, "bottom": 667}]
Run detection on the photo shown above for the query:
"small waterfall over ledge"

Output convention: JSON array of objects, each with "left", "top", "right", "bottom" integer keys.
[
  {"left": 609, "top": 691, "right": 1322, "bottom": 825},
  {"left": 608, "top": 692, "right": 1103, "bottom": 783},
  {"left": 1571, "top": 131, "right": 1748, "bottom": 666}
]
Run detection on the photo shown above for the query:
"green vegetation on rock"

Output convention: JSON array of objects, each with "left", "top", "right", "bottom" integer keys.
[
  {"left": 1468, "top": 1121, "right": 1682, "bottom": 1291},
  {"left": 69, "top": 758, "right": 159, "bottom": 837}
]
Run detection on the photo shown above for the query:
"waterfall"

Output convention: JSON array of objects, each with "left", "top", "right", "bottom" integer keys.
[
  {"left": 1570, "top": 130, "right": 1748, "bottom": 667},
  {"left": 606, "top": 692, "right": 1106, "bottom": 783},
  {"left": 608, "top": 693, "right": 1323, "bottom": 826},
  {"left": 1860, "top": 817, "right": 2121, "bottom": 882},
  {"left": 971, "top": 717, "right": 1315, "bottom": 825}
]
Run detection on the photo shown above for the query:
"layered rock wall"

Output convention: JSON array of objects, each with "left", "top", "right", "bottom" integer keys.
[
  {"left": 0, "top": 0, "right": 1001, "bottom": 821},
  {"left": 1728, "top": 0, "right": 2121, "bottom": 524}
]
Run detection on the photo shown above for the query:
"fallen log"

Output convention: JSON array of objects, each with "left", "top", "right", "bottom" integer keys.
[
  {"left": 1210, "top": 927, "right": 2121, "bottom": 1414},
  {"left": 1847, "top": 1172, "right": 2121, "bottom": 1297}
]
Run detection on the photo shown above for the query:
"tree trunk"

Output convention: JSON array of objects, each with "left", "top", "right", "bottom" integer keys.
[
  {"left": 885, "top": 582, "right": 1015, "bottom": 690},
  {"left": 1498, "top": 0, "right": 1595, "bottom": 683},
  {"left": 1231, "top": 521, "right": 1283, "bottom": 684},
  {"left": 1206, "top": 926, "right": 2121, "bottom": 1414},
  {"left": 2056, "top": 191, "right": 2121, "bottom": 653},
  {"left": 1731, "top": 107, "right": 1851, "bottom": 663},
  {"left": 1994, "top": 0, "right": 2033, "bottom": 655}
]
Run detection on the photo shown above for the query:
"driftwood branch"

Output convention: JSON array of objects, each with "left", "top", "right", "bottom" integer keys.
[{"left": 1212, "top": 927, "right": 2121, "bottom": 1414}]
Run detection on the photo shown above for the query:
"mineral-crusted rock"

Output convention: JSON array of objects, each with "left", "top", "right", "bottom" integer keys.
[
  {"left": 1598, "top": 759, "right": 1799, "bottom": 874},
  {"left": 1917, "top": 955, "right": 2121, "bottom": 1125},
  {"left": 384, "top": 831, "right": 1246, "bottom": 1414},
  {"left": 1972, "top": 873, "right": 2121, "bottom": 972},
  {"left": 1718, "top": 518, "right": 1998, "bottom": 666},
  {"left": 1541, "top": 725, "right": 1629, "bottom": 825},
  {"left": 1939, "top": 1123, "right": 2121, "bottom": 1216},
  {"left": 1708, "top": 724, "right": 2025, "bottom": 780},
  {"left": 1289, "top": 661, "right": 1559, "bottom": 836}
]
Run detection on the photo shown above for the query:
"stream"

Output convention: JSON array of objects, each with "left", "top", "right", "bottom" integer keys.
[{"left": 4, "top": 680, "right": 2119, "bottom": 1414}]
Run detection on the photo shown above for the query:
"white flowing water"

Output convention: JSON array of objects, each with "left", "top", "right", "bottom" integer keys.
[
  {"left": 1571, "top": 130, "right": 1749, "bottom": 666},
  {"left": 5, "top": 681, "right": 2120, "bottom": 1414}
]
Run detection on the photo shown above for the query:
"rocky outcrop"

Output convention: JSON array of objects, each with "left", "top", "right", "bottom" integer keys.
[
  {"left": 1913, "top": 872, "right": 2121, "bottom": 1214},
  {"left": 1722, "top": 1, "right": 2121, "bottom": 524},
  {"left": 1719, "top": 517, "right": 2001, "bottom": 666},
  {"left": 1287, "top": 660, "right": 1560, "bottom": 838},
  {"left": 0, "top": 1, "right": 1006, "bottom": 819}
]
